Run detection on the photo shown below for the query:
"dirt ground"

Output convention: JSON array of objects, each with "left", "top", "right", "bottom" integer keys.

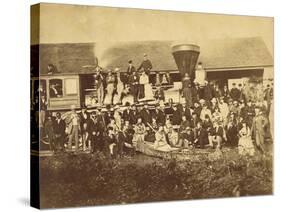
[{"left": 39, "top": 146, "right": 273, "bottom": 209}]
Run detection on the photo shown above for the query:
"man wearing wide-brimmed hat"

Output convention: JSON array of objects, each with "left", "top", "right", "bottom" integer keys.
[
  {"left": 251, "top": 106, "right": 269, "bottom": 153},
  {"left": 67, "top": 105, "right": 80, "bottom": 151}
]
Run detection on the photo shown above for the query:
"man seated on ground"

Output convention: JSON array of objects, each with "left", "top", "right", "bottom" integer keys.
[
  {"left": 209, "top": 121, "right": 224, "bottom": 149},
  {"left": 121, "top": 121, "right": 135, "bottom": 156},
  {"left": 194, "top": 121, "right": 208, "bottom": 149},
  {"left": 105, "top": 127, "right": 117, "bottom": 158},
  {"left": 182, "top": 126, "right": 195, "bottom": 148},
  {"left": 154, "top": 124, "right": 172, "bottom": 151},
  {"left": 179, "top": 115, "right": 190, "bottom": 133},
  {"left": 145, "top": 117, "right": 158, "bottom": 143}
]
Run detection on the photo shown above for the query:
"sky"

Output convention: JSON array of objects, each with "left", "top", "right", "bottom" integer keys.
[{"left": 32, "top": 3, "right": 273, "bottom": 55}]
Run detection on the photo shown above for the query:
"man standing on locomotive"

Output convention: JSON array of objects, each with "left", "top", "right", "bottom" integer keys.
[{"left": 137, "top": 53, "right": 153, "bottom": 75}]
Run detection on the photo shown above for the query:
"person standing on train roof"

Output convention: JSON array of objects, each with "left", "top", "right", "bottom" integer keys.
[{"left": 137, "top": 53, "right": 152, "bottom": 75}]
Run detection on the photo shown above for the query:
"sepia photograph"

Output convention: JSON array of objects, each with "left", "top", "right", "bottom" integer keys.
[{"left": 30, "top": 3, "right": 274, "bottom": 209}]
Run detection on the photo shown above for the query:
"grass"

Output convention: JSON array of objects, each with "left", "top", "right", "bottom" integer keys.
[{"left": 39, "top": 148, "right": 272, "bottom": 208}]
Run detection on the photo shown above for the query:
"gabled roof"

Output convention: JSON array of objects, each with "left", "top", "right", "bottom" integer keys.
[
  {"left": 35, "top": 37, "right": 273, "bottom": 75},
  {"left": 37, "top": 43, "right": 97, "bottom": 75},
  {"left": 199, "top": 37, "right": 273, "bottom": 70}
]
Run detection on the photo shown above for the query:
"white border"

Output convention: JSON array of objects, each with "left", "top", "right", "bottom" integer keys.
[{"left": 0, "top": 0, "right": 280, "bottom": 211}]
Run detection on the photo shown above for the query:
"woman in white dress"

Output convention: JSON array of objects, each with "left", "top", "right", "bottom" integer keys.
[
  {"left": 113, "top": 72, "right": 124, "bottom": 104},
  {"left": 238, "top": 122, "right": 255, "bottom": 156},
  {"left": 104, "top": 71, "right": 116, "bottom": 105},
  {"left": 139, "top": 72, "right": 154, "bottom": 100}
]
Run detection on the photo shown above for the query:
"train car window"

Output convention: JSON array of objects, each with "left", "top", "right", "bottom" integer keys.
[
  {"left": 65, "top": 78, "right": 78, "bottom": 95},
  {"left": 49, "top": 79, "right": 63, "bottom": 98}
]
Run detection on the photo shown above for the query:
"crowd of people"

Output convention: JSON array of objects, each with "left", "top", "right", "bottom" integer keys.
[
  {"left": 37, "top": 53, "right": 274, "bottom": 158},
  {"left": 40, "top": 79, "right": 273, "bottom": 158},
  {"left": 93, "top": 54, "right": 158, "bottom": 106}
]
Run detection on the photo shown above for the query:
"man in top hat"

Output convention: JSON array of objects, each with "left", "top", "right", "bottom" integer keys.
[
  {"left": 122, "top": 102, "right": 131, "bottom": 122},
  {"left": 128, "top": 70, "right": 139, "bottom": 103},
  {"left": 127, "top": 60, "right": 136, "bottom": 75},
  {"left": 128, "top": 104, "right": 139, "bottom": 125},
  {"left": 137, "top": 53, "right": 153, "bottom": 75}
]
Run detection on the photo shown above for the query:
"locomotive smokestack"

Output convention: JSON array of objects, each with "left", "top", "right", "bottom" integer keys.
[{"left": 171, "top": 44, "right": 200, "bottom": 82}]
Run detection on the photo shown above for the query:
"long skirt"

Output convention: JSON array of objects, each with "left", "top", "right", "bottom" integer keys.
[
  {"left": 133, "top": 134, "right": 145, "bottom": 152},
  {"left": 238, "top": 136, "right": 255, "bottom": 156},
  {"left": 104, "top": 84, "right": 114, "bottom": 104}
]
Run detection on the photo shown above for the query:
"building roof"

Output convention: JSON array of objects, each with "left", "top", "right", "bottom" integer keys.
[
  {"left": 36, "top": 37, "right": 273, "bottom": 75},
  {"left": 37, "top": 43, "right": 97, "bottom": 75}
]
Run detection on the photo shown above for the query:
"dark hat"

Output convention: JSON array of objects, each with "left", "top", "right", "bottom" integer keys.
[
  {"left": 125, "top": 102, "right": 130, "bottom": 106},
  {"left": 128, "top": 60, "right": 133, "bottom": 63}
]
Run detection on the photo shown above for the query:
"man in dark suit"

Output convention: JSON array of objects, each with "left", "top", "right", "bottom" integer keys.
[
  {"left": 129, "top": 104, "right": 139, "bottom": 125},
  {"left": 209, "top": 121, "right": 224, "bottom": 148},
  {"left": 137, "top": 53, "right": 153, "bottom": 75},
  {"left": 230, "top": 83, "right": 241, "bottom": 101},
  {"left": 171, "top": 104, "right": 182, "bottom": 125},
  {"left": 122, "top": 102, "right": 131, "bottom": 122},
  {"left": 194, "top": 122, "right": 208, "bottom": 149},
  {"left": 152, "top": 104, "right": 166, "bottom": 125},
  {"left": 127, "top": 60, "right": 136, "bottom": 75},
  {"left": 140, "top": 103, "right": 152, "bottom": 125},
  {"left": 53, "top": 112, "right": 66, "bottom": 151},
  {"left": 128, "top": 71, "right": 139, "bottom": 103}
]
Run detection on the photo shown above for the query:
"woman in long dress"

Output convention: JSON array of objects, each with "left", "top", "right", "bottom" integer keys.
[
  {"left": 113, "top": 72, "right": 124, "bottom": 104},
  {"left": 104, "top": 71, "right": 116, "bottom": 105},
  {"left": 164, "top": 118, "right": 178, "bottom": 147},
  {"left": 133, "top": 117, "right": 146, "bottom": 152},
  {"left": 139, "top": 72, "right": 154, "bottom": 100},
  {"left": 238, "top": 122, "right": 255, "bottom": 156}
]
